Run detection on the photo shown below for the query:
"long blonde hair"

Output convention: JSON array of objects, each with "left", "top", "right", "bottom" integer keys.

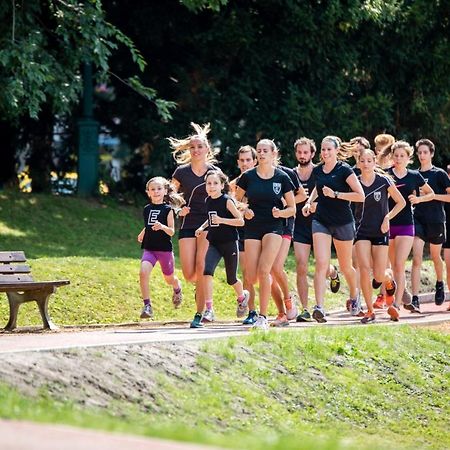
[
  {"left": 321, "top": 135, "right": 358, "bottom": 161},
  {"left": 168, "top": 122, "right": 219, "bottom": 165}
]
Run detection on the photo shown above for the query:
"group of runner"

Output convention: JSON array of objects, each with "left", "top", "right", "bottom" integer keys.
[{"left": 137, "top": 123, "right": 450, "bottom": 329}]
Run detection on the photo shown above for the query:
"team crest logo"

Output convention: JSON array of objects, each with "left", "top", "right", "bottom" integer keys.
[
  {"left": 374, "top": 191, "right": 381, "bottom": 202},
  {"left": 273, "top": 182, "right": 282, "bottom": 195}
]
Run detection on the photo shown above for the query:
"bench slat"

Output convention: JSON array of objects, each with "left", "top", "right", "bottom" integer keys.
[
  {"left": 0, "top": 280, "right": 70, "bottom": 292},
  {"left": 0, "top": 264, "right": 31, "bottom": 274},
  {"left": 0, "top": 251, "right": 27, "bottom": 263},
  {"left": 0, "top": 274, "right": 34, "bottom": 283}
]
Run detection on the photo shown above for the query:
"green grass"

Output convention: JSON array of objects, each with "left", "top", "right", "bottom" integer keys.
[
  {"left": 0, "top": 190, "right": 346, "bottom": 327},
  {"left": 0, "top": 326, "right": 449, "bottom": 449},
  {"left": 0, "top": 190, "right": 437, "bottom": 327}
]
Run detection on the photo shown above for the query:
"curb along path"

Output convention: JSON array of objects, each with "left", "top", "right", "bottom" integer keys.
[{"left": 1, "top": 293, "right": 449, "bottom": 354}]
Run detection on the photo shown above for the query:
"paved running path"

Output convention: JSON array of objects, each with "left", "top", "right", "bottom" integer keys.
[
  {"left": 0, "top": 419, "right": 222, "bottom": 450},
  {"left": 1, "top": 294, "right": 449, "bottom": 354}
]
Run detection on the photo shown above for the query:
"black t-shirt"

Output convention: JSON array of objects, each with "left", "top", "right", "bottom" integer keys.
[
  {"left": 387, "top": 168, "right": 426, "bottom": 226},
  {"left": 355, "top": 174, "right": 392, "bottom": 237},
  {"left": 236, "top": 167, "right": 295, "bottom": 230},
  {"left": 414, "top": 166, "right": 450, "bottom": 223},
  {"left": 205, "top": 194, "right": 239, "bottom": 243},
  {"left": 172, "top": 163, "right": 217, "bottom": 229},
  {"left": 294, "top": 166, "right": 316, "bottom": 230},
  {"left": 279, "top": 166, "right": 300, "bottom": 233},
  {"left": 313, "top": 161, "right": 355, "bottom": 226},
  {"left": 142, "top": 203, "right": 173, "bottom": 251}
]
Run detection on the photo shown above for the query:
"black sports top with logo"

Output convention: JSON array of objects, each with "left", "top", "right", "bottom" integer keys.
[
  {"left": 413, "top": 166, "right": 450, "bottom": 224},
  {"left": 205, "top": 194, "right": 239, "bottom": 244},
  {"left": 387, "top": 168, "right": 426, "bottom": 226},
  {"left": 236, "top": 167, "right": 295, "bottom": 230},
  {"left": 354, "top": 174, "right": 392, "bottom": 238},
  {"left": 294, "top": 167, "right": 316, "bottom": 229},
  {"left": 313, "top": 161, "right": 355, "bottom": 226},
  {"left": 172, "top": 163, "right": 217, "bottom": 229},
  {"left": 142, "top": 203, "right": 172, "bottom": 251}
]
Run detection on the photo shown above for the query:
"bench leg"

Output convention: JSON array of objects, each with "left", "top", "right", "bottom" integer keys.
[
  {"left": 36, "top": 291, "right": 58, "bottom": 331},
  {"left": 4, "top": 293, "right": 21, "bottom": 331},
  {"left": 4, "top": 288, "right": 58, "bottom": 331}
]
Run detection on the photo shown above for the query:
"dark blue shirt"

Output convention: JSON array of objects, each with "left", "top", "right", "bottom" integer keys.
[{"left": 313, "top": 161, "right": 355, "bottom": 226}]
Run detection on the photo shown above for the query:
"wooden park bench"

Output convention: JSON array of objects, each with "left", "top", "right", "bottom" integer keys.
[{"left": 0, "top": 251, "right": 70, "bottom": 331}]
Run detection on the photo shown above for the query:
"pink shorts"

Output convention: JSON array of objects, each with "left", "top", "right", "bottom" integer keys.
[{"left": 141, "top": 250, "right": 174, "bottom": 275}]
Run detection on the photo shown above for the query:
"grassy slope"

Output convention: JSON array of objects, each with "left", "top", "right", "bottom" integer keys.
[
  {"left": 0, "top": 326, "right": 449, "bottom": 450},
  {"left": 0, "top": 190, "right": 348, "bottom": 326}
]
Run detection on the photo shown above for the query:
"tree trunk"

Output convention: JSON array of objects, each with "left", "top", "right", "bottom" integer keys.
[{"left": 0, "top": 121, "right": 19, "bottom": 189}]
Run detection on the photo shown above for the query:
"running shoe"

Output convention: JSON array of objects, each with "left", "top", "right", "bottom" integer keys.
[
  {"left": 312, "top": 305, "right": 327, "bottom": 323},
  {"left": 411, "top": 295, "right": 420, "bottom": 311},
  {"left": 140, "top": 303, "right": 153, "bottom": 319},
  {"left": 387, "top": 305, "right": 400, "bottom": 321},
  {"left": 285, "top": 295, "right": 298, "bottom": 320},
  {"left": 361, "top": 311, "right": 376, "bottom": 324},
  {"left": 402, "top": 288, "right": 412, "bottom": 305},
  {"left": 403, "top": 301, "right": 420, "bottom": 313},
  {"left": 385, "top": 294, "right": 395, "bottom": 307},
  {"left": 296, "top": 308, "right": 312, "bottom": 322},
  {"left": 252, "top": 315, "right": 269, "bottom": 330},
  {"left": 236, "top": 290, "right": 250, "bottom": 318},
  {"left": 270, "top": 313, "right": 289, "bottom": 327},
  {"left": 385, "top": 278, "right": 397, "bottom": 297},
  {"left": 202, "top": 308, "right": 215, "bottom": 323},
  {"left": 329, "top": 265, "right": 341, "bottom": 293},
  {"left": 190, "top": 312, "right": 203, "bottom": 328},
  {"left": 350, "top": 294, "right": 363, "bottom": 316},
  {"left": 435, "top": 281, "right": 445, "bottom": 306},
  {"left": 373, "top": 294, "right": 386, "bottom": 309},
  {"left": 243, "top": 310, "right": 258, "bottom": 325},
  {"left": 172, "top": 288, "right": 183, "bottom": 309}
]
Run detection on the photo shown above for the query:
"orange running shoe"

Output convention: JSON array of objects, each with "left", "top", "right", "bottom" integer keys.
[
  {"left": 387, "top": 305, "right": 400, "bottom": 321},
  {"left": 270, "top": 313, "right": 289, "bottom": 327},
  {"left": 373, "top": 294, "right": 385, "bottom": 309},
  {"left": 385, "top": 295, "right": 395, "bottom": 307},
  {"left": 361, "top": 311, "right": 376, "bottom": 324}
]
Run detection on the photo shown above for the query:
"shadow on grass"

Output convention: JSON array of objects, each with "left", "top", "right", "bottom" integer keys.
[{"left": 0, "top": 190, "right": 182, "bottom": 259}]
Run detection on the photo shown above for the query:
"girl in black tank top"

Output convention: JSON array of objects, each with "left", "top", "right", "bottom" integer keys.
[{"left": 195, "top": 171, "right": 249, "bottom": 325}]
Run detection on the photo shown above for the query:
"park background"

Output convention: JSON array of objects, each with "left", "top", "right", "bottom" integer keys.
[{"left": 0, "top": 2, "right": 450, "bottom": 450}]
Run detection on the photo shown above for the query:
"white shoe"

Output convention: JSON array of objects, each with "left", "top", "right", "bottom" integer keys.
[
  {"left": 285, "top": 293, "right": 298, "bottom": 320},
  {"left": 202, "top": 308, "right": 215, "bottom": 322},
  {"left": 236, "top": 290, "right": 250, "bottom": 318},
  {"left": 252, "top": 315, "right": 269, "bottom": 330}
]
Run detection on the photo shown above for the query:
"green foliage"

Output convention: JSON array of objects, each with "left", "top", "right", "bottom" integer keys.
[{"left": 0, "top": 0, "right": 171, "bottom": 120}]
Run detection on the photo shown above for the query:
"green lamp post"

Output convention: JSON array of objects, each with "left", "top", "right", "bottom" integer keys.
[{"left": 77, "top": 62, "right": 99, "bottom": 196}]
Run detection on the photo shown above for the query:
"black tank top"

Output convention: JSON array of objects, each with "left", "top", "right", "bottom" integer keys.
[
  {"left": 142, "top": 203, "right": 172, "bottom": 251},
  {"left": 206, "top": 194, "right": 239, "bottom": 243}
]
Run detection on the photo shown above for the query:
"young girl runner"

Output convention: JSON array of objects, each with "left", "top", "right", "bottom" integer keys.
[
  {"left": 137, "top": 177, "right": 184, "bottom": 319},
  {"left": 193, "top": 170, "right": 249, "bottom": 328},
  {"left": 354, "top": 149, "right": 405, "bottom": 323},
  {"left": 169, "top": 123, "right": 219, "bottom": 325},
  {"left": 235, "top": 139, "right": 296, "bottom": 330},
  {"left": 302, "top": 136, "right": 365, "bottom": 323},
  {"left": 385, "top": 141, "right": 434, "bottom": 320}
]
